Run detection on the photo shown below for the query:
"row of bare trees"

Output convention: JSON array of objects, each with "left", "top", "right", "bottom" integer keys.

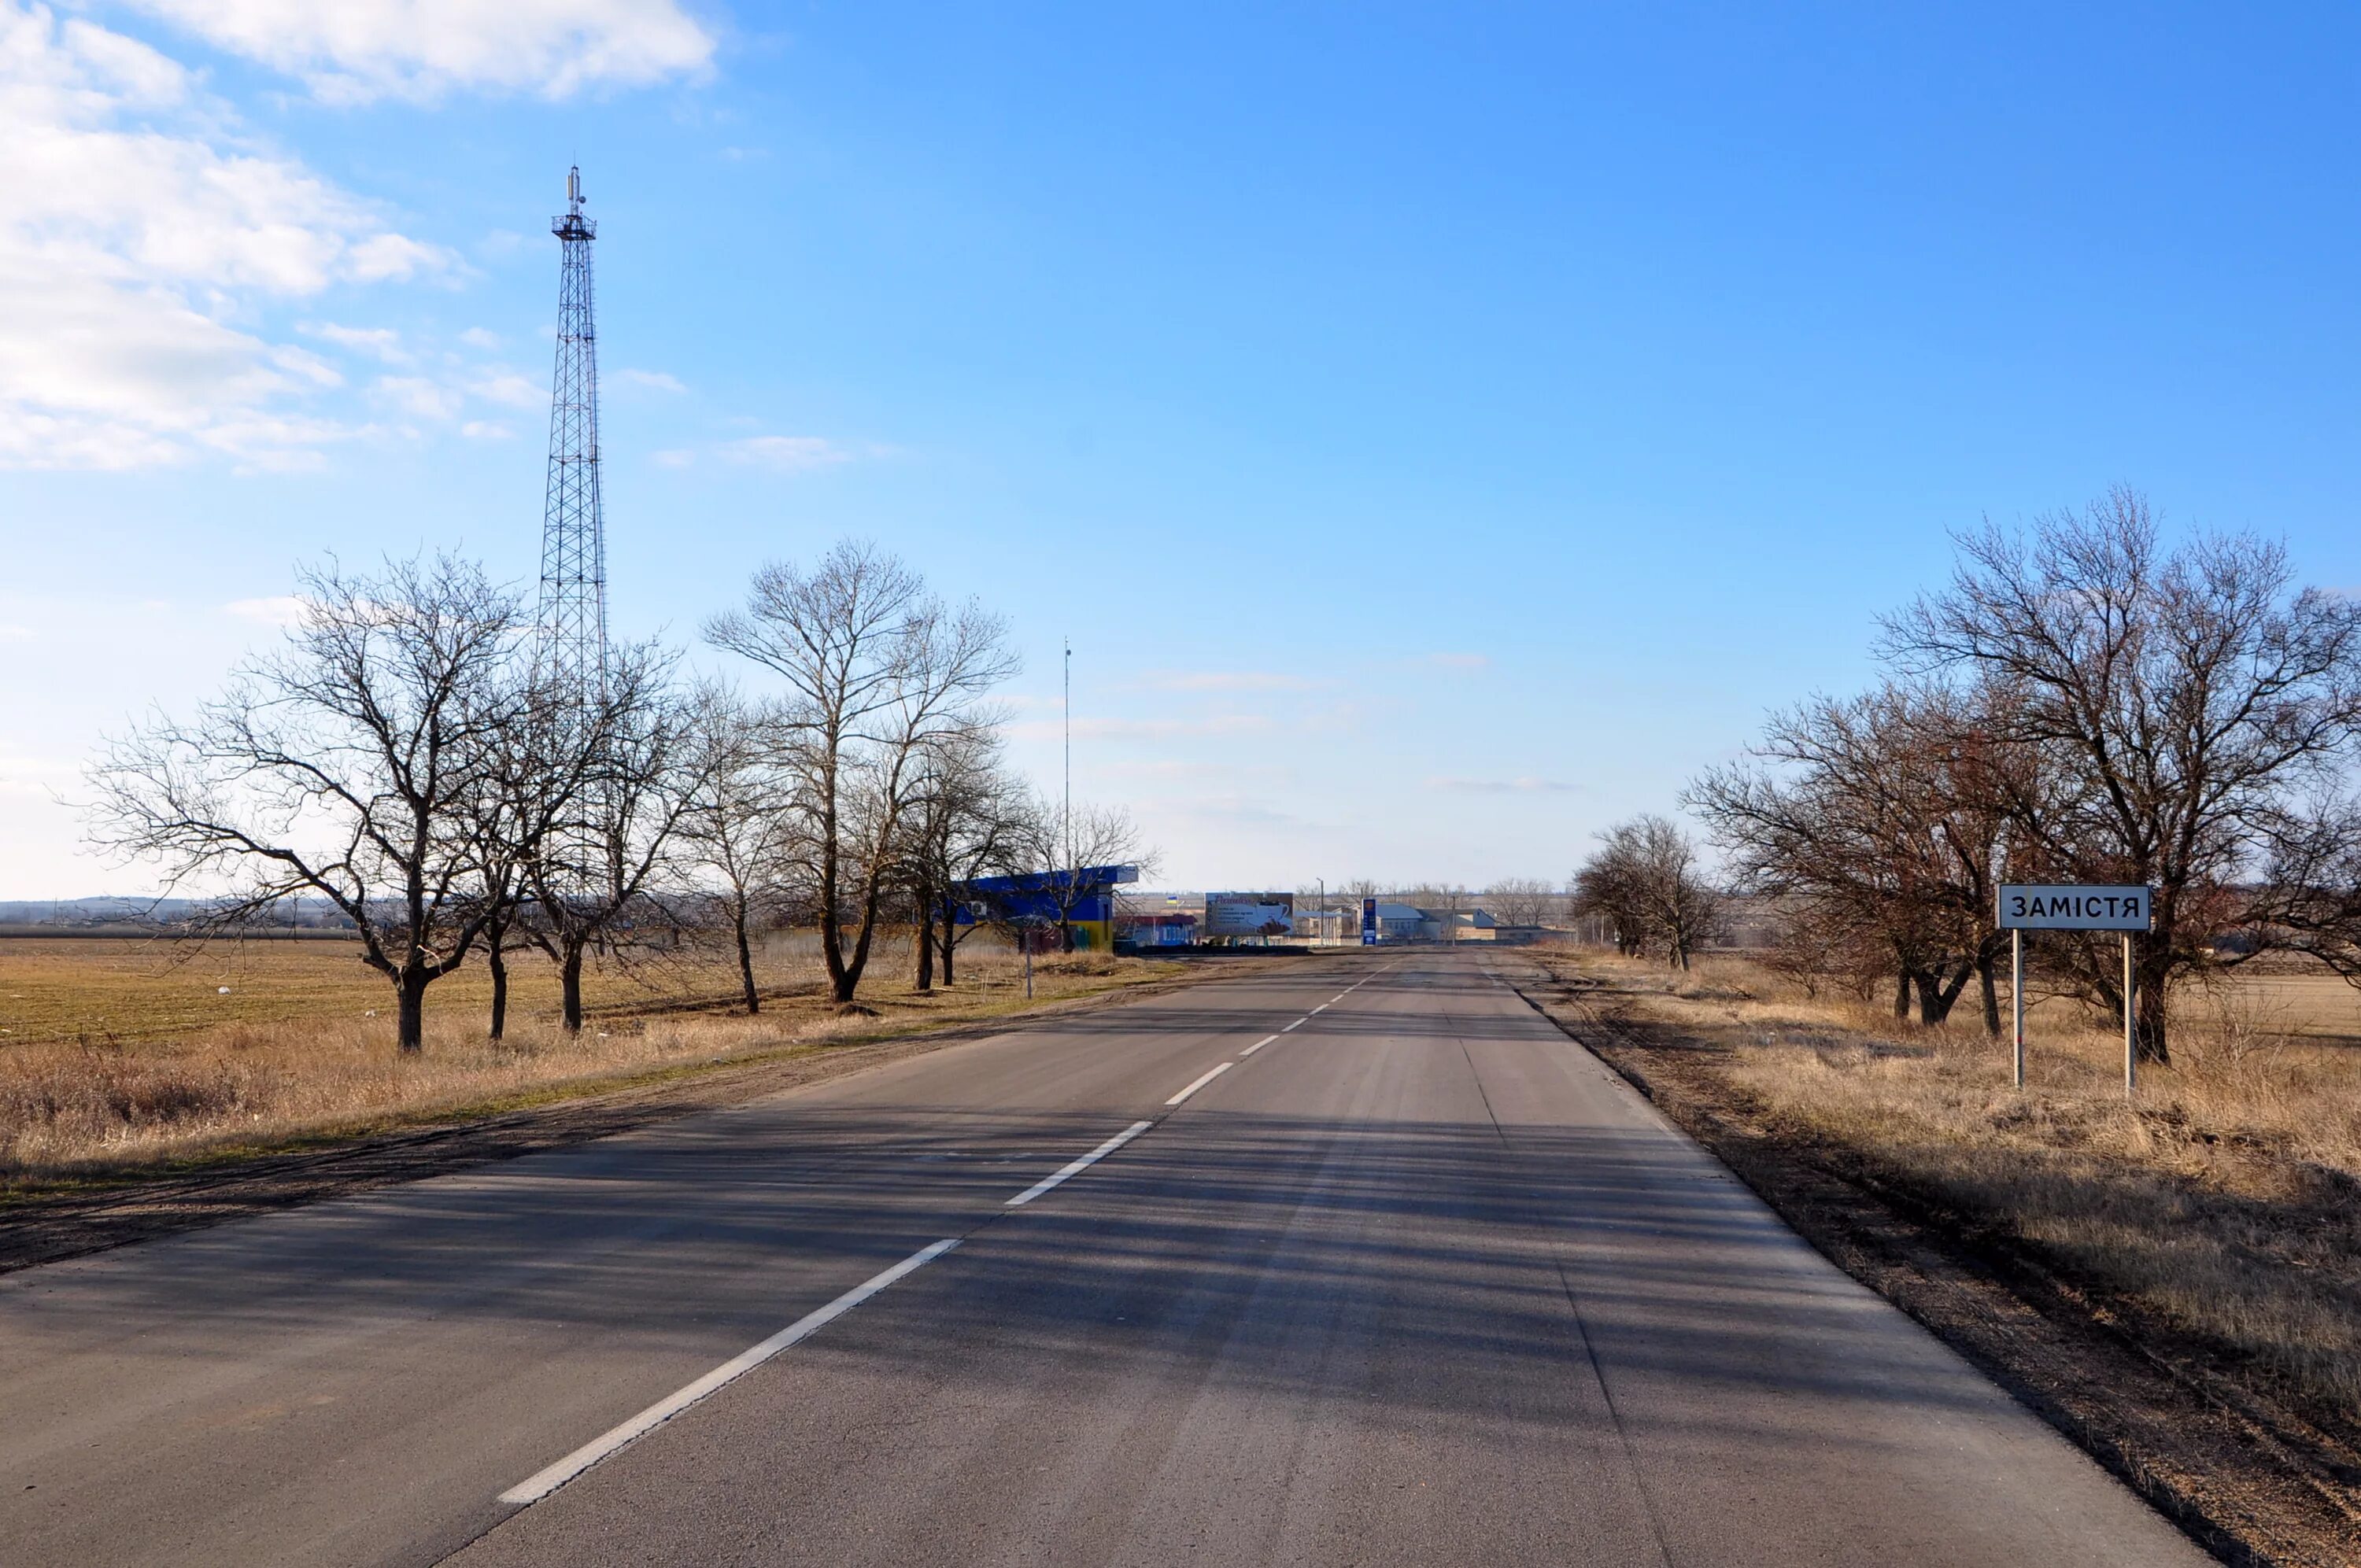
[
  {"left": 1686, "top": 489, "right": 2361, "bottom": 1061},
  {"left": 87, "top": 541, "right": 1140, "bottom": 1052}
]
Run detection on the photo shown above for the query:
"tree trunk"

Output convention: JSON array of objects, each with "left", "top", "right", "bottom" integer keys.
[
  {"left": 939, "top": 896, "right": 959, "bottom": 987},
  {"left": 1976, "top": 950, "right": 2001, "bottom": 1037},
  {"left": 560, "top": 943, "right": 586, "bottom": 1033},
  {"left": 1894, "top": 971, "right": 1912, "bottom": 1021},
  {"left": 2136, "top": 950, "right": 2171, "bottom": 1064},
  {"left": 1911, "top": 961, "right": 1972, "bottom": 1026},
  {"left": 914, "top": 905, "right": 935, "bottom": 992},
  {"left": 734, "top": 907, "right": 759, "bottom": 1016},
  {"left": 397, "top": 966, "right": 429, "bottom": 1054},
  {"left": 488, "top": 940, "right": 509, "bottom": 1042},
  {"left": 835, "top": 876, "right": 883, "bottom": 1003}
]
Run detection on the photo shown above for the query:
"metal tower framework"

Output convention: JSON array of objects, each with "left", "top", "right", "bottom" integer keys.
[{"left": 539, "top": 165, "right": 606, "bottom": 692}]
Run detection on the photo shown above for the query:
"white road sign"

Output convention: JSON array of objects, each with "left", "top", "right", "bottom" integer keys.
[{"left": 1997, "top": 884, "right": 2151, "bottom": 932}]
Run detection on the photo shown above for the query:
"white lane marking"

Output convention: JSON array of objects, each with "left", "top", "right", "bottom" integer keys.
[
  {"left": 1280, "top": 1019, "right": 1304, "bottom": 1032},
  {"left": 1164, "top": 1062, "right": 1233, "bottom": 1106},
  {"left": 1308, "top": 1004, "right": 1328, "bottom": 1014},
  {"left": 500, "top": 1238, "right": 959, "bottom": 1506},
  {"left": 1006, "top": 1120, "right": 1153, "bottom": 1208},
  {"left": 1240, "top": 1033, "right": 1280, "bottom": 1057}
]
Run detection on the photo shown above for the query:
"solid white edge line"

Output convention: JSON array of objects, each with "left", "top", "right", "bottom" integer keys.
[
  {"left": 1240, "top": 1033, "right": 1280, "bottom": 1057},
  {"left": 1163, "top": 1061, "right": 1233, "bottom": 1106},
  {"left": 497, "top": 1238, "right": 961, "bottom": 1507},
  {"left": 1005, "top": 1120, "right": 1154, "bottom": 1208}
]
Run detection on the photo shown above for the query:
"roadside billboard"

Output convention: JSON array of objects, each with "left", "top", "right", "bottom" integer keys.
[{"left": 1205, "top": 891, "right": 1295, "bottom": 939}]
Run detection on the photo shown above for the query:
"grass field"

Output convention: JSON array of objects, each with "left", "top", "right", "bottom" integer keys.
[
  {"left": 1545, "top": 948, "right": 2361, "bottom": 1427},
  {"left": 0, "top": 933, "right": 1184, "bottom": 1188}
]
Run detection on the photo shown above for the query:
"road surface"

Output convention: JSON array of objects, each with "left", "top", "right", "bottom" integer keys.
[{"left": 0, "top": 952, "right": 2211, "bottom": 1566}]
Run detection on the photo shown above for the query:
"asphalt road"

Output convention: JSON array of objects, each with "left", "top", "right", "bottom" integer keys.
[{"left": 1, "top": 952, "right": 2211, "bottom": 1566}]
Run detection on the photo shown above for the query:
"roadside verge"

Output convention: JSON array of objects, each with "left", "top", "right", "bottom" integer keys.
[
  {"left": 0, "top": 957, "right": 1306, "bottom": 1276},
  {"left": 1500, "top": 953, "right": 2361, "bottom": 1568}
]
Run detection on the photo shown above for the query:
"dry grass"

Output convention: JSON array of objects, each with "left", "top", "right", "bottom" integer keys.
[
  {"left": 0, "top": 934, "right": 1181, "bottom": 1187},
  {"left": 1546, "top": 949, "right": 2361, "bottom": 1426}
]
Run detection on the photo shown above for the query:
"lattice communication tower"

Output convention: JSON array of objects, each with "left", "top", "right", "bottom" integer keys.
[{"left": 539, "top": 165, "right": 607, "bottom": 693}]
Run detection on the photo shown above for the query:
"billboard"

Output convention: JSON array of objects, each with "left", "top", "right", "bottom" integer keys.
[{"left": 1205, "top": 891, "right": 1295, "bottom": 938}]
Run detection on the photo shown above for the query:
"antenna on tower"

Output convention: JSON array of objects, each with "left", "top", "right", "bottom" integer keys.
[{"left": 540, "top": 163, "right": 606, "bottom": 695}]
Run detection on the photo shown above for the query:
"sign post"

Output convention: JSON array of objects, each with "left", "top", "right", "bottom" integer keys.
[
  {"left": 2123, "top": 932, "right": 2137, "bottom": 1096},
  {"left": 2011, "top": 928, "right": 2024, "bottom": 1088},
  {"left": 1996, "top": 884, "right": 2152, "bottom": 1097}
]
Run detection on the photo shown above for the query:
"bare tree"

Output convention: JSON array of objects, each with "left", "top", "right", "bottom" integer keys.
[
  {"left": 900, "top": 727, "right": 1027, "bottom": 990},
  {"left": 1013, "top": 797, "right": 1157, "bottom": 951},
  {"left": 519, "top": 643, "right": 711, "bottom": 1033},
  {"left": 1483, "top": 876, "right": 1557, "bottom": 928},
  {"left": 1687, "top": 681, "right": 2032, "bottom": 1031},
  {"left": 1572, "top": 816, "right": 1724, "bottom": 968},
  {"left": 707, "top": 543, "right": 1018, "bottom": 1004},
  {"left": 86, "top": 555, "right": 523, "bottom": 1053},
  {"left": 679, "top": 689, "right": 800, "bottom": 1016},
  {"left": 1881, "top": 489, "right": 2361, "bottom": 1061}
]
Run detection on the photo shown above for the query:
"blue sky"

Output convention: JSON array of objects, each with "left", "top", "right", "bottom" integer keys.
[{"left": 6, "top": 2, "right": 2361, "bottom": 896}]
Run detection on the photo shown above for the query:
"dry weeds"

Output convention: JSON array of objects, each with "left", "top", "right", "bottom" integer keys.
[
  {"left": 0, "top": 934, "right": 1178, "bottom": 1187},
  {"left": 1546, "top": 949, "right": 2361, "bottom": 1430}
]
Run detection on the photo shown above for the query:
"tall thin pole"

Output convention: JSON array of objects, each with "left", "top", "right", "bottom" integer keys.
[
  {"left": 2123, "top": 933, "right": 2137, "bottom": 1097},
  {"left": 2011, "top": 928, "right": 2024, "bottom": 1089},
  {"left": 1062, "top": 639, "right": 1072, "bottom": 873},
  {"left": 540, "top": 164, "right": 606, "bottom": 695}
]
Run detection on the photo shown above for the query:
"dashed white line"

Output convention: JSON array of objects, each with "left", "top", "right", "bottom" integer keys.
[
  {"left": 1240, "top": 1034, "right": 1280, "bottom": 1057},
  {"left": 1280, "top": 1019, "right": 1304, "bottom": 1032},
  {"left": 498, "top": 1238, "right": 960, "bottom": 1507},
  {"left": 1006, "top": 1120, "right": 1153, "bottom": 1208},
  {"left": 1308, "top": 1003, "right": 1328, "bottom": 1015},
  {"left": 1164, "top": 1062, "right": 1233, "bottom": 1106}
]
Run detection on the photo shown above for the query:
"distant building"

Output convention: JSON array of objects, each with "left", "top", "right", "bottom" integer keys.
[
  {"left": 1358, "top": 905, "right": 1503, "bottom": 943},
  {"left": 958, "top": 864, "right": 1140, "bottom": 951},
  {"left": 1118, "top": 912, "right": 1199, "bottom": 949}
]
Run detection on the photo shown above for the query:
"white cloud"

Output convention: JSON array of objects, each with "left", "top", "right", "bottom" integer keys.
[
  {"left": 224, "top": 595, "right": 306, "bottom": 627},
  {"left": 0, "top": 2, "right": 455, "bottom": 470},
  {"left": 460, "top": 419, "right": 513, "bottom": 440},
  {"left": 467, "top": 368, "right": 543, "bottom": 408},
  {"left": 716, "top": 435, "right": 864, "bottom": 472},
  {"left": 457, "top": 326, "right": 501, "bottom": 349},
  {"left": 375, "top": 374, "right": 463, "bottom": 419},
  {"left": 305, "top": 321, "right": 411, "bottom": 363},
  {"left": 0, "top": 624, "right": 32, "bottom": 640},
  {"left": 1143, "top": 670, "right": 1321, "bottom": 692},
  {"left": 651, "top": 448, "right": 693, "bottom": 467},
  {"left": 612, "top": 367, "right": 685, "bottom": 393},
  {"left": 1007, "top": 714, "right": 1275, "bottom": 741},
  {"left": 121, "top": 0, "right": 715, "bottom": 104},
  {"left": 1424, "top": 776, "right": 1581, "bottom": 794}
]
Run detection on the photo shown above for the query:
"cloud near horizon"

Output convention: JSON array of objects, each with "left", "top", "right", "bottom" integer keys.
[{"left": 1424, "top": 775, "right": 1581, "bottom": 794}]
